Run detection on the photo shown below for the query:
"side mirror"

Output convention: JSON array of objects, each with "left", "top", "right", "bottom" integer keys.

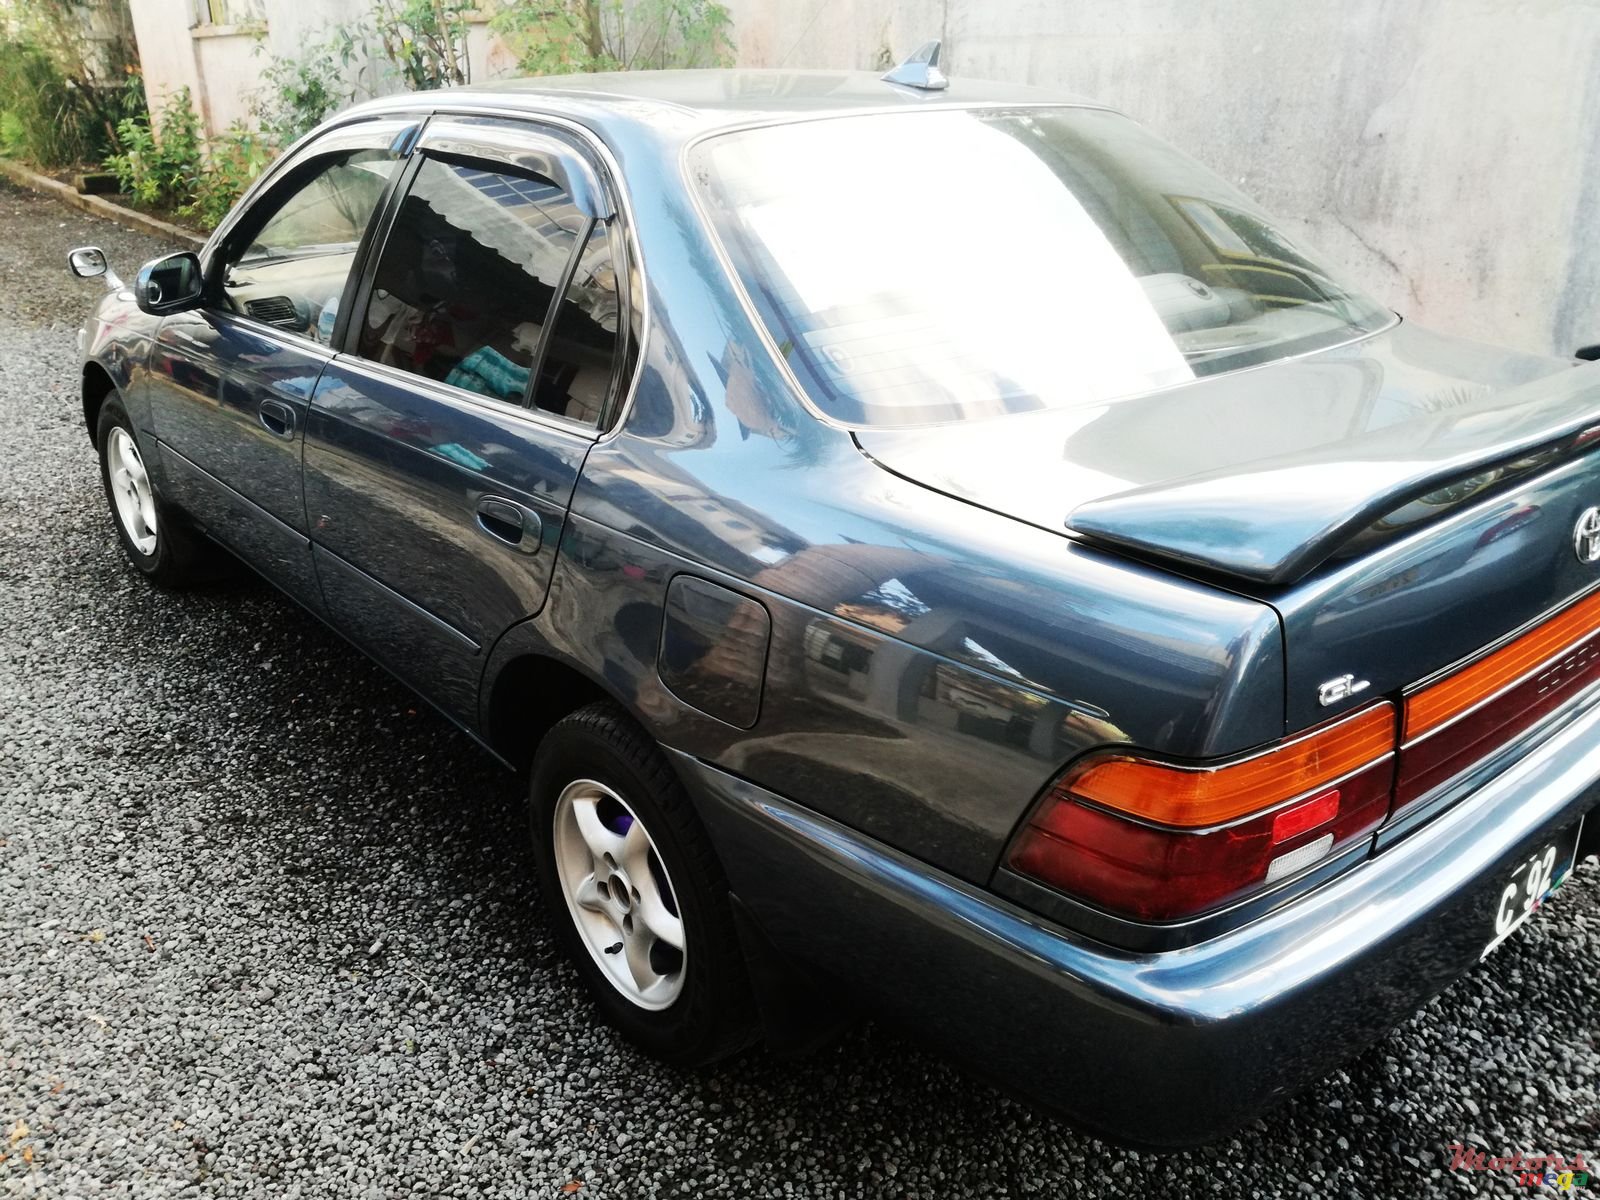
[
  {"left": 68, "top": 246, "right": 108, "bottom": 278},
  {"left": 135, "top": 251, "right": 204, "bottom": 315}
]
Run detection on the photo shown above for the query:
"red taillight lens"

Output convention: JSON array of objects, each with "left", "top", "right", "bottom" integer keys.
[
  {"left": 1404, "top": 590, "right": 1600, "bottom": 740},
  {"left": 1395, "top": 590, "right": 1600, "bottom": 814},
  {"left": 1005, "top": 704, "right": 1396, "bottom": 922}
]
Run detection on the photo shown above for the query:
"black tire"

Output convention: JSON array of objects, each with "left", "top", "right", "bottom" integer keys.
[
  {"left": 96, "top": 397, "right": 217, "bottom": 588},
  {"left": 530, "top": 701, "right": 756, "bottom": 1065}
]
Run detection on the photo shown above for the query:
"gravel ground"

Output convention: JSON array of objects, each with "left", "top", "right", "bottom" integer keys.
[{"left": 1, "top": 180, "right": 1597, "bottom": 1200}]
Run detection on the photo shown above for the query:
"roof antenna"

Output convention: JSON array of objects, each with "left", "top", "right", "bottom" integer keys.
[{"left": 881, "top": 40, "right": 948, "bottom": 91}]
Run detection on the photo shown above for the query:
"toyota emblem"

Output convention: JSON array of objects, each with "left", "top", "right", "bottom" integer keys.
[{"left": 1575, "top": 506, "right": 1600, "bottom": 564}]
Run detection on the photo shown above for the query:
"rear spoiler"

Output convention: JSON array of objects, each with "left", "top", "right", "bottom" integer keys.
[{"left": 1066, "top": 366, "right": 1600, "bottom": 586}]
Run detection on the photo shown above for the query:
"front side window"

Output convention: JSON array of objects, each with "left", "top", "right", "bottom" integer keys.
[
  {"left": 691, "top": 107, "right": 1394, "bottom": 428},
  {"left": 220, "top": 148, "right": 398, "bottom": 344},
  {"left": 357, "top": 157, "right": 587, "bottom": 406}
]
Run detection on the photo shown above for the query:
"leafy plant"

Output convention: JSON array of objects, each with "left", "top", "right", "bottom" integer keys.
[
  {"left": 104, "top": 90, "right": 271, "bottom": 230},
  {"left": 0, "top": 112, "right": 26, "bottom": 158},
  {"left": 367, "top": 0, "right": 477, "bottom": 90},
  {"left": 0, "top": 0, "right": 143, "bottom": 167},
  {"left": 0, "top": 42, "right": 97, "bottom": 166},
  {"left": 103, "top": 115, "right": 159, "bottom": 205},
  {"left": 492, "top": 0, "right": 734, "bottom": 75},
  {"left": 254, "top": 33, "right": 357, "bottom": 147},
  {"left": 104, "top": 88, "right": 206, "bottom": 209},
  {"left": 181, "top": 122, "right": 273, "bottom": 229}
]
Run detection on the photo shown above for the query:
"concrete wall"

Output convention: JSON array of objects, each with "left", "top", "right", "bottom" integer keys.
[
  {"left": 130, "top": 0, "right": 520, "bottom": 143},
  {"left": 728, "top": 0, "right": 1600, "bottom": 359},
  {"left": 126, "top": 0, "right": 205, "bottom": 117},
  {"left": 189, "top": 25, "right": 258, "bottom": 131},
  {"left": 128, "top": 0, "right": 260, "bottom": 132}
]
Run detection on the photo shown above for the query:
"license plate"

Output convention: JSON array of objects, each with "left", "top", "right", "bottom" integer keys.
[{"left": 1482, "top": 818, "right": 1584, "bottom": 959}]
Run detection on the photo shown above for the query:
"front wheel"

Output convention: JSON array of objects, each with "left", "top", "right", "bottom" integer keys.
[
  {"left": 96, "top": 397, "right": 217, "bottom": 588},
  {"left": 531, "top": 702, "right": 756, "bottom": 1065}
]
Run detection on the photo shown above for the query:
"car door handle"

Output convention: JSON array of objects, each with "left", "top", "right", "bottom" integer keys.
[
  {"left": 258, "top": 398, "right": 296, "bottom": 439},
  {"left": 475, "top": 496, "right": 542, "bottom": 555}
]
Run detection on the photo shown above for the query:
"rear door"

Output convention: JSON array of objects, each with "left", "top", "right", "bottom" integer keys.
[
  {"left": 304, "top": 116, "right": 631, "bottom": 721},
  {"left": 147, "top": 118, "right": 415, "bottom": 610}
]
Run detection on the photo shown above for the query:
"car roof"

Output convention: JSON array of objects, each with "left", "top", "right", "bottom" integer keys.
[{"left": 345, "top": 68, "right": 1112, "bottom": 147}]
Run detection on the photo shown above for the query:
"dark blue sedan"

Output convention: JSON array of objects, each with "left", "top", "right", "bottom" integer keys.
[{"left": 69, "top": 60, "right": 1599, "bottom": 1146}]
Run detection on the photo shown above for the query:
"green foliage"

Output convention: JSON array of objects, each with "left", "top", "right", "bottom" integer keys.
[
  {"left": 0, "top": 41, "right": 97, "bottom": 166},
  {"left": 254, "top": 34, "right": 357, "bottom": 146},
  {"left": 0, "top": 111, "right": 27, "bottom": 158},
  {"left": 492, "top": 0, "right": 734, "bottom": 76},
  {"left": 103, "top": 89, "right": 270, "bottom": 231},
  {"left": 367, "top": 0, "right": 476, "bottom": 90},
  {"left": 181, "top": 122, "right": 273, "bottom": 230},
  {"left": 104, "top": 88, "right": 205, "bottom": 209},
  {"left": 0, "top": 0, "right": 143, "bottom": 167}
]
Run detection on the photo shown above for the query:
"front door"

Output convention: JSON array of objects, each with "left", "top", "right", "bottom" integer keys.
[
  {"left": 304, "top": 117, "right": 630, "bottom": 721},
  {"left": 146, "top": 118, "right": 415, "bottom": 608}
]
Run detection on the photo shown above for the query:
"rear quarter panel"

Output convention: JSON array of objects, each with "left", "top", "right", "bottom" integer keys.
[{"left": 487, "top": 126, "right": 1289, "bottom": 881}]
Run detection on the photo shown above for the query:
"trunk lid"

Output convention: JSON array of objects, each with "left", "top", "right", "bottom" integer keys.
[{"left": 856, "top": 322, "right": 1600, "bottom": 733}]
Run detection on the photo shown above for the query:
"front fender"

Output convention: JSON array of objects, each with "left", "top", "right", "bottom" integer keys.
[{"left": 79, "top": 286, "right": 160, "bottom": 441}]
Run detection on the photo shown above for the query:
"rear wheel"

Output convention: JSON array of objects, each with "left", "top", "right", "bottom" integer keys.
[
  {"left": 531, "top": 701, "right": 756, "bottom": 1064},
  {"left": 96, "top": 397, "right": 216, "bottom": 588}
]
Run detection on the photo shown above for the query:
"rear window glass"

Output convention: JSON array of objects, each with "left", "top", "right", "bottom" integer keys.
[{"left": 690, "top": 107, "right": 1394, "bottom": 428}]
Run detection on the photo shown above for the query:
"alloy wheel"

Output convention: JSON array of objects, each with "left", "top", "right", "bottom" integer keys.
[
  {"left": 106, "top": 427, "right": 158, "bottom": 556},
  {"left": 552, "top": 778, "right": 687, "bottom": 1010}
]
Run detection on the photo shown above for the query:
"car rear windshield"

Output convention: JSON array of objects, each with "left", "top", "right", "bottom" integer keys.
[{"left": 690, "top": 106, "right": 1395, "bottom": 428}]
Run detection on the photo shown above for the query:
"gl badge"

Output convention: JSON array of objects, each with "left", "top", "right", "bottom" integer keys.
[
  {"left": 1318, "top": 673, "right": 1371, "bottom": 707},
  {"left": 1575, "top": 506, "right": 1600, "bottom": 565}
]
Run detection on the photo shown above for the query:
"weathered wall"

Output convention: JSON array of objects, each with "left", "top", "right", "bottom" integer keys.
[
  {"left": 728, "top": 0, "right": 1600, "bottom": 359},
  {"left": 128, "top": 0, "right": 260, "bottom": 132},
  {"left": 129, "top": 0, "right": 518, "bottom": 146},
  {"left": 126, "top": 0, "right": 204, "bottom": 115}
]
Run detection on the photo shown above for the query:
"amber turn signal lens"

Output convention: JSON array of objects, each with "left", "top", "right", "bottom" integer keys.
[
  {"left": 1404, "top": 589, "right": 1600, "bottom": 741},
  {"left": 1060, "top": 703, "right": 1396, "bottom": 829}
]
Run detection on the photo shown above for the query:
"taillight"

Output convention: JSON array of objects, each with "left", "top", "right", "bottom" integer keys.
[
  {"left": 1404, "top": 590, "right": 1600, "bottom": 740},
  {"left": 1004, "top": 704, "right": 1396, "bottom": 922},
  {"left": 1394, "top": 591, "right": 1600, "bottom": 813}
]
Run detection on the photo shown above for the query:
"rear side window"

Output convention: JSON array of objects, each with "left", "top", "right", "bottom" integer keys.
[
  {"left": 531, "top": 220, "right": 621, "bottom": 425},
  {"left": 357, "top": 157, "right": 586, "bottom": 405}
]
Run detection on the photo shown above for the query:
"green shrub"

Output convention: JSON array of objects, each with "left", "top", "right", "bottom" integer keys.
[
  {"left": 104, "top": 92, "right": 270, "bottom": 231},
  {"left": 104, "top": 88, "right": 205, "bottom": 209},
  {"left": 492, "top": 0, "right": 734, "bottom": 76},
  {"left": 254, "top": 34, "right": 356, "bottom": 147},
  {"left": 181, "top": 123, "right": 272, "bottom": 230},
  {"left": 0, "top": 41, "right": 96, "bottom": 167},
  {"left": 0, "top": 111, "right": 27, "bottom": 158}
]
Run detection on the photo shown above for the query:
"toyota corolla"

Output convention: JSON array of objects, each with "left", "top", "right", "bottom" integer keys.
[{"left": 68, "top": 57, "right": 1598, "bottom": 1146}]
